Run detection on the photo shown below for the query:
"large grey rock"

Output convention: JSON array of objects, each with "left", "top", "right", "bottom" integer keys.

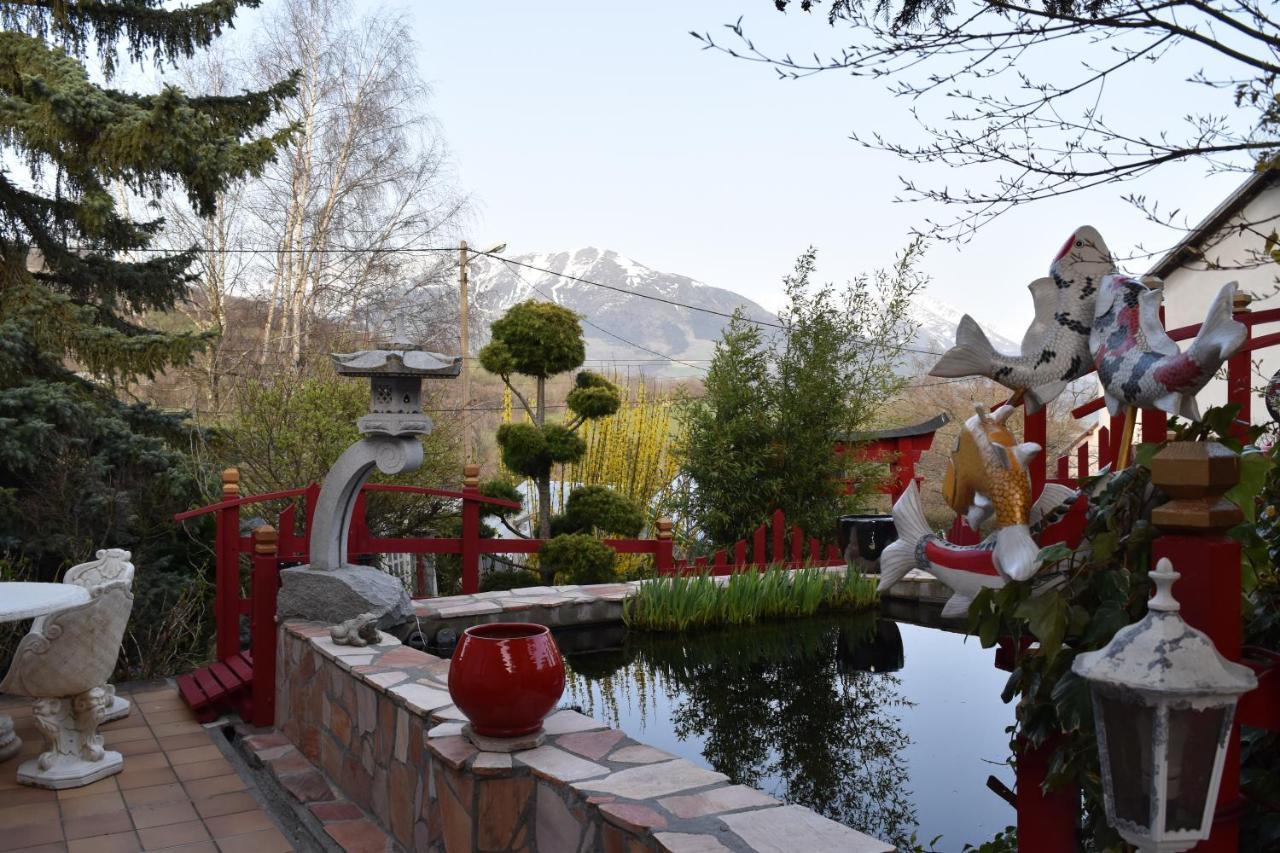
[{"left": 278, "top": 565, "right": 413, "bottom": 629}]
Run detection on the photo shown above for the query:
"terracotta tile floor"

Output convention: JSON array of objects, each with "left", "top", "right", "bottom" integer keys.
[{"left": 0, "top": 683, "right": 296, "bottom": 852}]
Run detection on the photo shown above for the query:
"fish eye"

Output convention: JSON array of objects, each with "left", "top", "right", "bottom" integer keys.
[{"left": 1075, "top": 240, "right": 1083, "bottom": 247}]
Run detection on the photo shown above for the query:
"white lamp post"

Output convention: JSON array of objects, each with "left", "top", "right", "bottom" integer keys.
[{"left": 1072, "top": 558, "right": 1257, "bottom": 852}]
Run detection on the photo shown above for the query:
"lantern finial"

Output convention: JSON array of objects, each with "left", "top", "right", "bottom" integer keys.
[{"left": 1148, "top": 558, "right": 1181, "bottom": 613}]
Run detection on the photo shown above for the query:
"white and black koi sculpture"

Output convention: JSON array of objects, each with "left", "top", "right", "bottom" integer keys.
[
  {"left": 930, "top": 226, "right": 1115, "bottom": 413},
  {"left": 1089, "top": 277, "right": 1247, "bottom": 421}
]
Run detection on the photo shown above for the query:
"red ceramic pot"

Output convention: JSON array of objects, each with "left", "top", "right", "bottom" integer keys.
[{"left": 447, "top": 622, "right": 565, "bottom": 738}]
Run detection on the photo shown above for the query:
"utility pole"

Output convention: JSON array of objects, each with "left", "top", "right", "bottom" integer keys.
[{"left": 458, "top": 239, "right": 471, "bottom": 462}]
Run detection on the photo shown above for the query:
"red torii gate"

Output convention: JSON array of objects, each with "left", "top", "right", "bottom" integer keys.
[{"left": 836, "top": 412, "right": 951, "bottom": 502}]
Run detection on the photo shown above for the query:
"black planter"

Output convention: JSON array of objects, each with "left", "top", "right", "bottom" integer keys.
[{"left": 837, "top": 514, "right": 898, "bottom": 571}]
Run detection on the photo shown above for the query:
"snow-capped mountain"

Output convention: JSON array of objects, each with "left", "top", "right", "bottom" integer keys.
[
  {"left": 909, "top": 293, "right": 1020, "bottom": 365},
  {"left": 460, "top": 247, "right": 1017, "bottom": 377}
]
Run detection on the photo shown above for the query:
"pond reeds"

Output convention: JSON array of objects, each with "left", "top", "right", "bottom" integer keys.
[{"left": 622, "top": 565, "right": 877, "bottom": 632}]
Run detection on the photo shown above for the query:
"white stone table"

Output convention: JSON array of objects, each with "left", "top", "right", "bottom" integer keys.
[{"left": 0, "top": 583, "right": 91, "bottom": 762}]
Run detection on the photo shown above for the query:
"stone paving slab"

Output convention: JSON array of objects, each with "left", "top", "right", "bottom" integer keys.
[
  {"left": 574, "top": 758, "right": 728, "bottom": 800},
  {"left": 721, "top": 804, "right": 895, "bottom": 852},
  {"left": 514, "top": 745, "right": 610, "bottom": 783},
  {"left": 241, "top": 729, "right": 397, "bottom": 853},
  {"left": 0, "top": 682, "right": 301, "bottom": 853},
  {"left": 659, "top": 784, "right": 781, "bottom": 819}
]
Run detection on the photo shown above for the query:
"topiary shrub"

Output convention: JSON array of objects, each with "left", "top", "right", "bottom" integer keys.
[
  {"left": 551, "top": 485, "right": 644, "bottom": 537},
  {"left": 565, "top": 370, "right": 622, "bottom": 419},
  {"left": 539, "top": 533, "right": 617, "bottom": 585},
  {"left": 480, "top": 568, "right": 541, "bottom": 592}
]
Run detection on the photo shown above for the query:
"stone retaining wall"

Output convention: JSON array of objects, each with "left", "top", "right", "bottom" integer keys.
[{"left": 275, "top": 614, "right": 893, "bottom": 852}]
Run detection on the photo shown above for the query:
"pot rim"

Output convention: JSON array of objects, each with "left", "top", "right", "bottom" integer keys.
[{"left": 462, "top": 622, "right": 552, "bottom": 642}]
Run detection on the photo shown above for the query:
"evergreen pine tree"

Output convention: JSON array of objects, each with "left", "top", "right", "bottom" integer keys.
[{"left": 0, "top": 1, "right": 295, "bottom": 578}]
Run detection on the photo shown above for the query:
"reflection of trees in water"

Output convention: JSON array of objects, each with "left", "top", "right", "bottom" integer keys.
[{"left": 562, "top": 615, "right": 919, "bottom": 848}]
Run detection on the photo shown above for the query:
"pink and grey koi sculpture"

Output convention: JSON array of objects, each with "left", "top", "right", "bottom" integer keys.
[
  {"left": 1089, "top": 277, "right": 1247, "bottom": 421},
  {"left": 930, "top": 226, "right": 1115, "bottom": 412}
]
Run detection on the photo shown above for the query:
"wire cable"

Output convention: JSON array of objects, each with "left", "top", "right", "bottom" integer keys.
[
  {"left": 126, "top": 241, "right": 948, "bottom": 357},
  {"left": 492, "top": 257, "right": 710, "bottom": 374}
]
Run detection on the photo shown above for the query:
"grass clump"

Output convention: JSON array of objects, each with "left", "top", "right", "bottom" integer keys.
[{"left": 622, "top": 565, "right": 877, "bottom": 632}]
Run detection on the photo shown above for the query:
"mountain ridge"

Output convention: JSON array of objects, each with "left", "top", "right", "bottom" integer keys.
[{"left": 457, "top": 247, "right": 1016, "bottom": 377}]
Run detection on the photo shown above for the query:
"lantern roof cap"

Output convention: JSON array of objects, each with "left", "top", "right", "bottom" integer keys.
[
  {"left": 331, "top": 348, "right": 461, "bottom": 377},
  {"left": 1072, "top": 558, "right": 1257, "bottom": 698}
]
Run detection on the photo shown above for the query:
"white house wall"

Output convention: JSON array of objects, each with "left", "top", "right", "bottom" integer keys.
[{"left": 1155, "top": 186, "right": 1280, "bottom": 425}]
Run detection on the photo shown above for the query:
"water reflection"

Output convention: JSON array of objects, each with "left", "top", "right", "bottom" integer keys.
[{"left": 561, "top": 615, "right": 920, "bottom": 847}]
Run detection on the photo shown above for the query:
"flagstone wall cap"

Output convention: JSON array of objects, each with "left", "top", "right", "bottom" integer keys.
[{"left": 331, "top": 349, "right": 462, "bottom": 376}]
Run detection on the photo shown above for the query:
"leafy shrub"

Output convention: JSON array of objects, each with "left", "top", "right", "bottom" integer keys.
[
  {"left": 539, "top": 533, "right": 617, "bottom": 585},
  {"left": 551, "top": 485, "right": 644, "bottom": 537},
  {"left": 478, "top": 479, "right": 523, "bottom": 518},
  {"left": 480, "top": 568, "right": 540, "bottom": 592},
  {"left": 565, "top": 371, "right": 621, "bottom": 419}
]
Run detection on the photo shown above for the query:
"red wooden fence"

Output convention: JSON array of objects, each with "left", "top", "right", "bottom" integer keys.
[
  {"left": 173, "top": 465, "right": 682, "bottom": 671},
  {"left": 658, "top": 508, "right": 845, "bottom": 576}
]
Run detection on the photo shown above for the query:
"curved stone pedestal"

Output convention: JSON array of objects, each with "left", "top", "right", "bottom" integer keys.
[
  {"left": 18, "top": 748, "right": 123, "bottom": 789},
  {"left": 462, "top": 722, "right": 546, "bottom": 753}
]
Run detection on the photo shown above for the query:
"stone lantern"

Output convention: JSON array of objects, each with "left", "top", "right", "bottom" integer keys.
[
  {"left": 1072, "top": 558, "right": 1256, "bottom": 853},
  {"left": 333, "top": 348, "right": 459, "bottom": 437},
  {"left": 277, "top": 346, "right": 460, "bottom": 628}
]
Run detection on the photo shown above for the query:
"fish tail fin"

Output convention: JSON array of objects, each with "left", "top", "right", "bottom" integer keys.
[
  {"left": 941, "top": 593, "right": 976, "bottom": 620},
  {"left": 878, "top": 483, "right": 930, "bottom": 592},
  {"left": 993, "top": 524, "right": 1041, "bottom": 582},
  {"left": 1026, "top": 380, "right": 1068, "bottom": 413},
  {"left": 930, "top": 315, "right": 997, "bottom": 379},
  {"left": 1188, "top": 282, "right": 1247, "bottom": 366}
]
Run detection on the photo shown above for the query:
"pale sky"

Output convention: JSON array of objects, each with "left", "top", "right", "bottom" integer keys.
[{"left": 375, "top": 3, "right": 1254, "bottom": 339}]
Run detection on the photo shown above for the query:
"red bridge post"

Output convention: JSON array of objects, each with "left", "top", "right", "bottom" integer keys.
[
  {"left": 655, "top": 517, "right": 673, "bottom": 575},
  {"left": 461, "top": 464, "right": 481, "bottom": 594},
  {"left": 1150, "top": 442, "right": 1244, "bottom": 852},
  {"left": 216, "top": 468, "right": 241, "bottom": 661},
  {"left": 1015, "top": 733, "right": 1077, "bottom": 853},
  {"left": 250, "top": 524, "right": 279, "bottom": 727}
]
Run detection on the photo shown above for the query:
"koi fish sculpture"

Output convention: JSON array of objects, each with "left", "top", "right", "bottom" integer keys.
[
  {"left": 940, "top": 403, "right": 1043, "bottom": 581},
  {"left": 878, "top": 481, "right": 1079, "bottom": 619},
  {"left": 931, "top": 226, "right": 1115, "bottom": 412},
  {"left": 1090, "top": 277, "right": 1247, "bottom": 421}
]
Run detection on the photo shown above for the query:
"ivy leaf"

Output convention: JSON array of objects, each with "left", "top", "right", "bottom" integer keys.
[
  {"left": 1226, "top": 449, "right": 1275, "bottom": 523},
  {"left": 1016, "top": 593, "right": 1068, "bottom": 663},
  {"left": 1037, "top": 542, "right": 1074, "bottom": 565},
  {"left": 978, "top": 614, "right": 1000, "bottom": 648},
  {"left": 1067, "top": 604, "right": 1091, "bottom": 637},
  {"left": 1090, "top": 531, "right": 1118, "bottom": 562},
  {"left": 1082, "top": 603, "right": 1131, "bottom": 647},
  {"left": 1050, "top": 670, "right": 1094, "bottom": 733},
  {"left": 1135, "top": 441, "right": 1164, "bottom": 468}
]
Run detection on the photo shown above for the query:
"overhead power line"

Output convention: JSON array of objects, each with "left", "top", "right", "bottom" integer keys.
[
  {"left": 128, "top": 241, "right": 947, "bottom": 358},
  {"left": 492, "top": 257, "right": 709, "bottom": 374}
]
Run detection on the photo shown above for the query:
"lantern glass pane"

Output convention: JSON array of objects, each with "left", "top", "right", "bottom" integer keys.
[
  {"left": 1098, "top": 692, "right": 1154, "bottom": 827},
  {"left": 1165, "top": 705, "right": 1226, "bottom": 833}
]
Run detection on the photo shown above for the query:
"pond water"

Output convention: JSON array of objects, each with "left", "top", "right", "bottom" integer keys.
[{"left": 553, "top": 612, "right": 1016, "bottom": 850}]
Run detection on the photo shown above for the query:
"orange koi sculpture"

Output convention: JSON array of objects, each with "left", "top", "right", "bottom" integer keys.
[{"left": 941, "top": 404, "right": 1043, "bottom": 581}]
